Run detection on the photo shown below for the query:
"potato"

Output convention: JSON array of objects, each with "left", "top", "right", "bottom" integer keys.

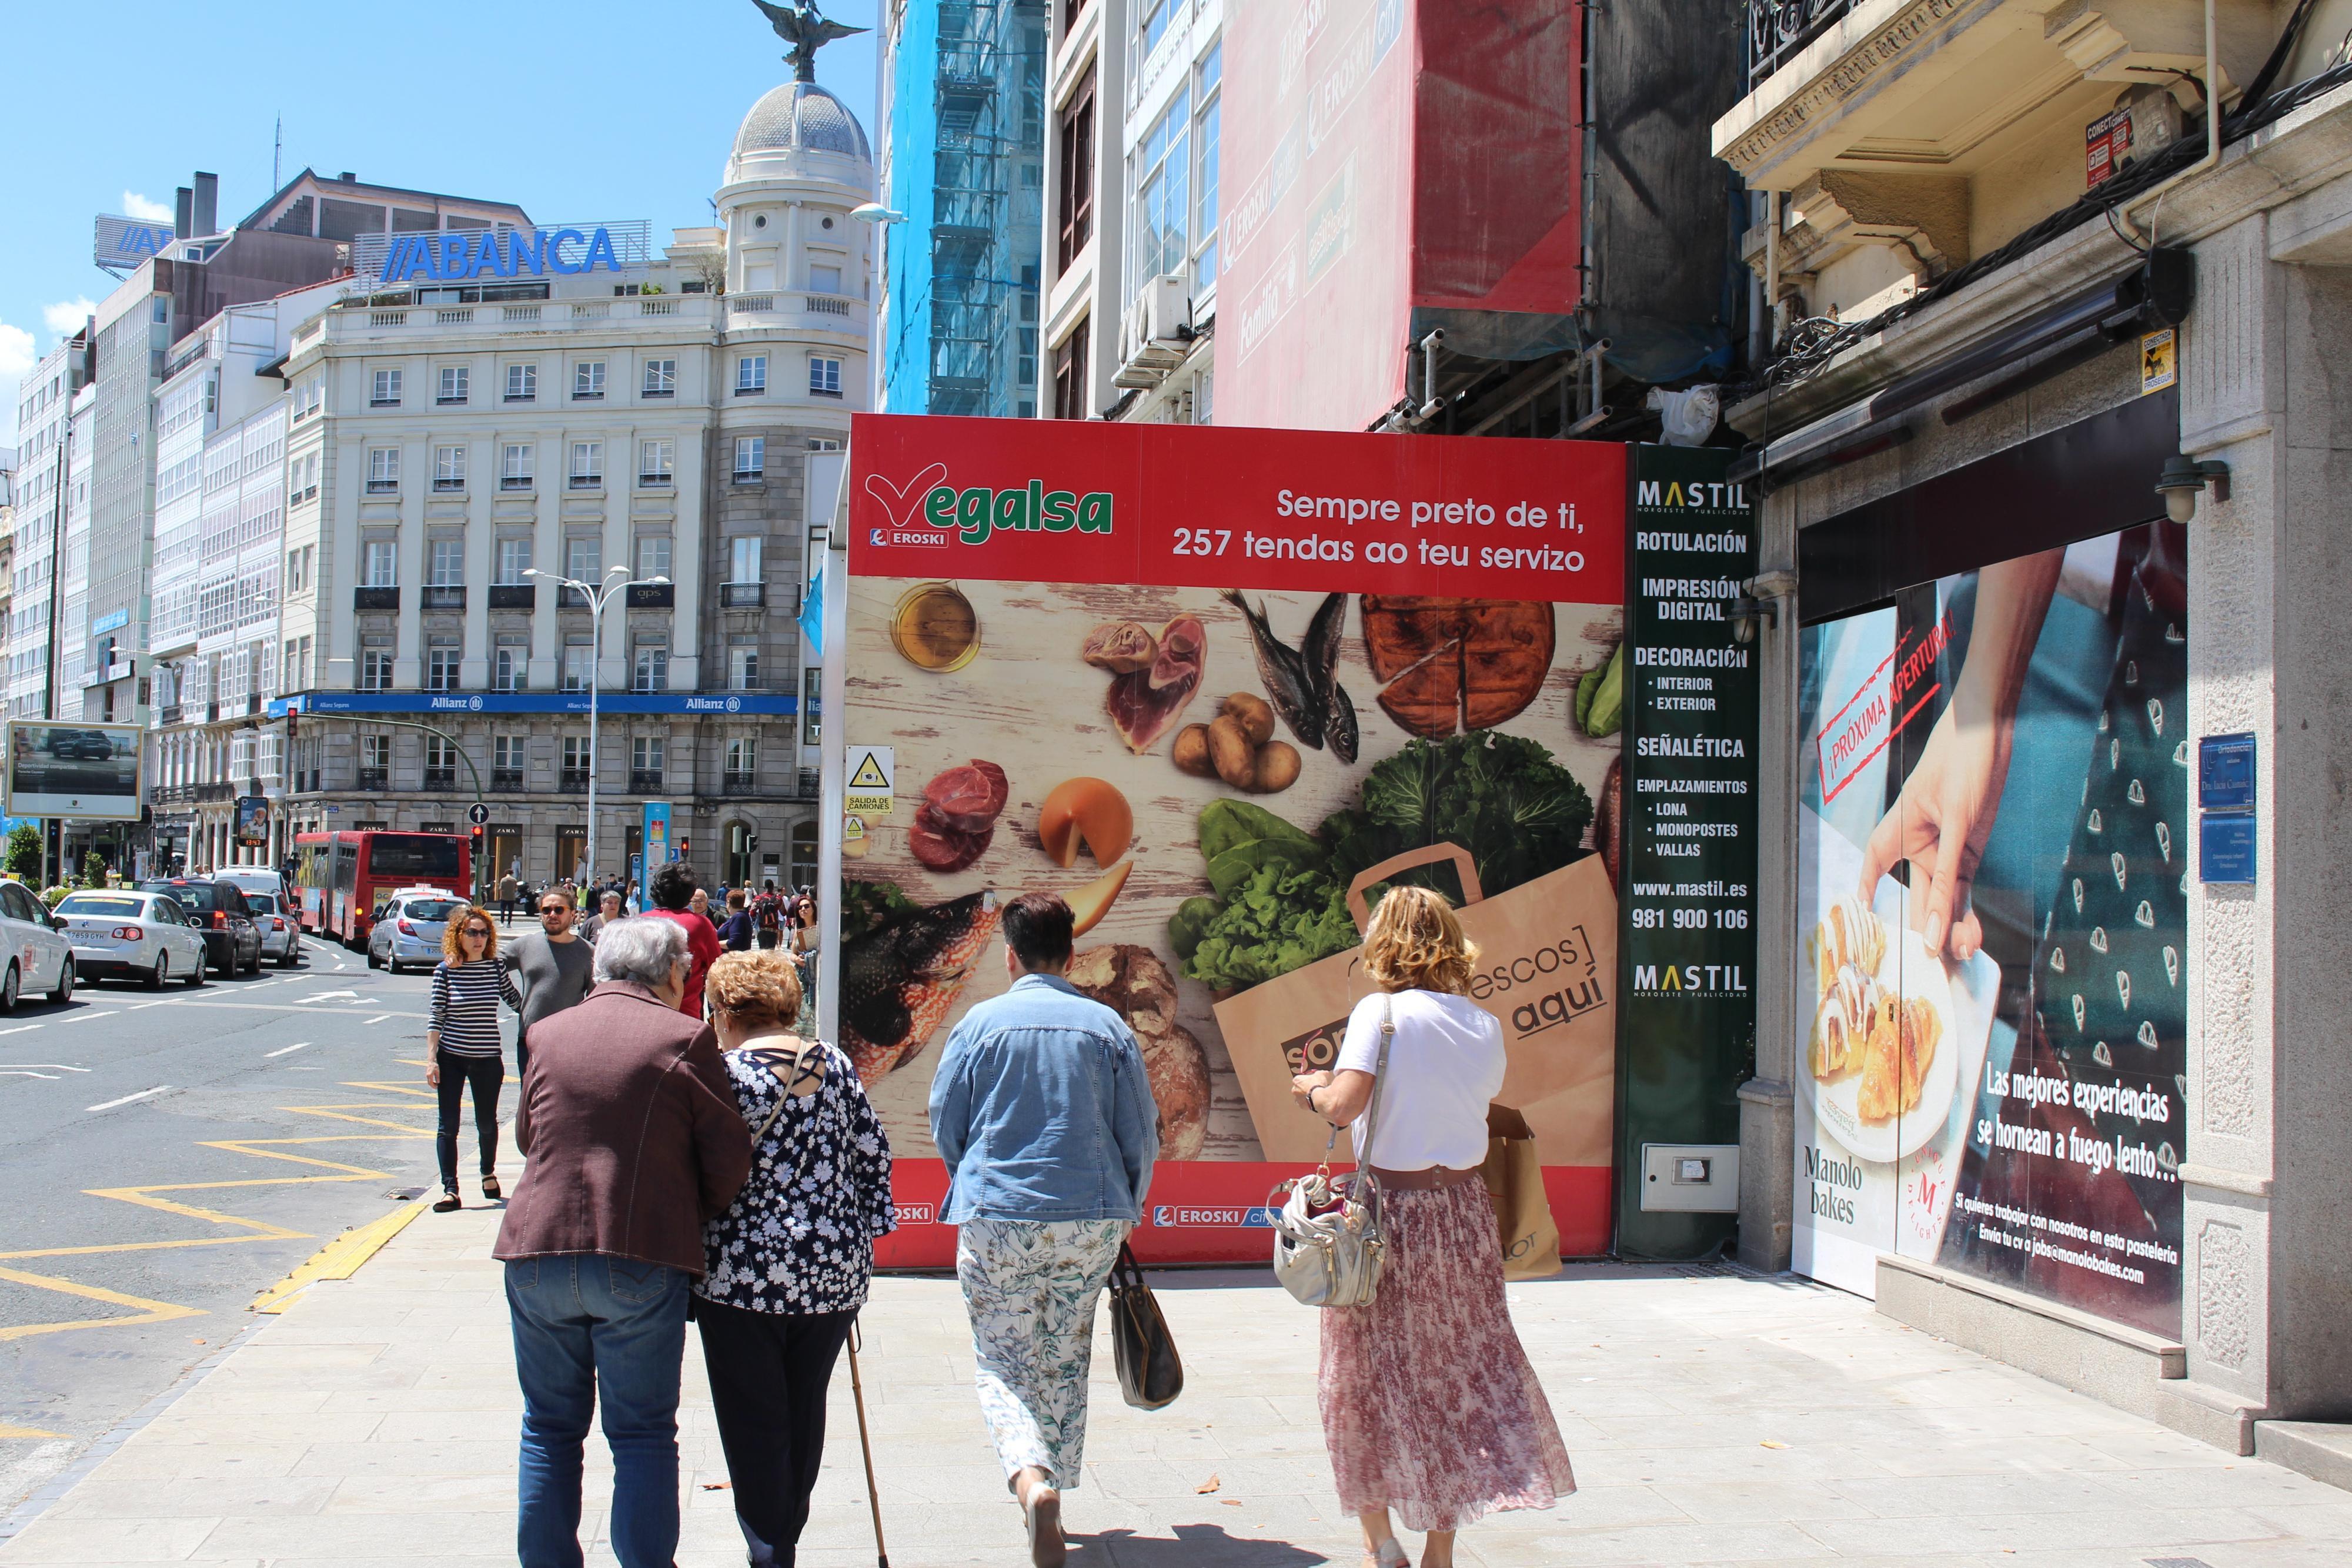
[
  {"left": 1171, "top": 723, "right": 1217, "bottom": 778},
  {"left": 1250, "top": 740, "right": 1301, "bottom": 793},
  {"left": 1208, "top": 714, "right": 1257, "bottom": 789},
  {"left": 1222, "top": 691, "right": 1276, "bottom": 747}
]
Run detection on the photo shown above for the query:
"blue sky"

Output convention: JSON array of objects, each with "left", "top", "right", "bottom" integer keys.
[{"left": 0, "top": 0, "right": 880, "bottom": 449}]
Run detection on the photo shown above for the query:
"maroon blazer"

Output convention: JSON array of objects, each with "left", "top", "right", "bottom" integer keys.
[{"left": 494, "top": 981, "right": 751, "bottom": 1276}]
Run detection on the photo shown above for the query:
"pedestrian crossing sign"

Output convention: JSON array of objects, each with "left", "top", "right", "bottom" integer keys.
[{"left": 845, "top": 746, "right": 895, "bottom": 815}]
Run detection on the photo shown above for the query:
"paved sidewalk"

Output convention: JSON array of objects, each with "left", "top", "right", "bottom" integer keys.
[{"left": 1, "top": 1203, "right": 2345, "bottom": 1568}]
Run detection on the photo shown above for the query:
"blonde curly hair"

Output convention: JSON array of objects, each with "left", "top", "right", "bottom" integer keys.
[
  {"left": 706, "top": 948, "right": 804, "bottom": 1032},
  {"left": 1360, "top": 884, "right": 1479, "bottom": 995}
]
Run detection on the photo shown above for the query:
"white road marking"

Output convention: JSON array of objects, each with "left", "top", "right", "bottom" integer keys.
[
  {"left": 0, "top": 1070, "right": 58, "bottom": 1079},
  {"left": 87, "top": 1085, "right": 172, "bottom": 1112},
  {"left": 265, "top": 1041, "right": 312, "bottom": 1058},
  {"left": 0, "top": 1024, "right": 44, "bottom": 1037},
  {"left": 74, "top": 1010, "right": 119, "bottom": 1021},
  {"left": 363, "top": 1015, "right": 391, "bottom": 1025},
  {"left": 6, "top": 1064, "right": 88, "bottom": 1072},
  {"left": 303, "top": 991, "right": 361, "bottom": 1003}
]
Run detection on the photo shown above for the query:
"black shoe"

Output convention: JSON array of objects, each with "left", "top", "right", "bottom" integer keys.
[
  {"left": 480, "top": 1173, "right": 502, "bottom": 1201},
  {"left": 433, "top": 1190, "right": 462, "bottom": 1213}
]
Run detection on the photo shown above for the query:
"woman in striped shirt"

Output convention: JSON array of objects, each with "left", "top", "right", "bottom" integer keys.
[{"left": 426, "top": 905, "right": 522, "bottom": 1213}]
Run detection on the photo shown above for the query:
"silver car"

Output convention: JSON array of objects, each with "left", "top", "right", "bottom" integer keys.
[
  {"left": 367, "top": 890, "right": 467, "bottom": 973},
  {"left": 244, "top": 890, "right": 302, "bottom": 968},
  {"left": 55, "top": 889, "right": 209, "bottom": 990}
]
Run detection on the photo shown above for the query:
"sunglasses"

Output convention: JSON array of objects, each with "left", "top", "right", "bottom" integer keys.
[
  {"left": 538, "top": 906, "right": 570, "bottom": 916},
  {"left": 462, "top": 927, "right": 493, "bottom": 938}
]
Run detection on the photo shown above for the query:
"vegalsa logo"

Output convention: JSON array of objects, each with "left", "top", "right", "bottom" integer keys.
[{"left": 865, "top": 462, "right": 1115, "bottom": 548}]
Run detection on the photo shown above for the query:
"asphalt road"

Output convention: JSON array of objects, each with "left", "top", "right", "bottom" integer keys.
[{"left": 0, "top": 930, "right": 493, "bottom": 1514}]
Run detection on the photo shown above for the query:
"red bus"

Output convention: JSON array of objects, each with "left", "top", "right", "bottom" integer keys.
[{"left": 292, "top": 831, "right": 473, "bottom": 946}]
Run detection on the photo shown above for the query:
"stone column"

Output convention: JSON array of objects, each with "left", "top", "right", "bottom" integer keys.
[{"left": 1739, "top": 486, "right": 1800, "bottom": 1271}]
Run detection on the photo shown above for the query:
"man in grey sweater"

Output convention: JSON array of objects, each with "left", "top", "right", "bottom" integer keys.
[{"left": 503, "top": 890, "right": 596, "bottom": 1078}]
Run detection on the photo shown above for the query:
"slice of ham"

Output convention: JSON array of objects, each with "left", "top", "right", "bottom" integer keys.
[
  {"left": 1110, "top": 614, "right": 1205, "bottom": 754},
  {"left": 908, "top": 802, "right": 992, "bottom": 872},
  {"left": 924, "top": 760, "right": 1010, "bottom": 834}
]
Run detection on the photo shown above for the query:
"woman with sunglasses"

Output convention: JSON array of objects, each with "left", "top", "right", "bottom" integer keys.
[{"left": 426, "top": 904, "right": 523, "bottom": 1213}]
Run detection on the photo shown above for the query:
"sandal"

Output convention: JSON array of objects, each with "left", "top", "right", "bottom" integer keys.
[
  {"left": 432, "top": 1190, "right": 462, "bottom": 1213},
  {"left": 1367, "top": 1542, "right": 1409, "bottom": 1568},
  {"left": 1021, "top": 1482, "right": 1066, "bottom": 1568},
  {"left": 480, "top": 1174, "right": 502, "bottom": 1200}
]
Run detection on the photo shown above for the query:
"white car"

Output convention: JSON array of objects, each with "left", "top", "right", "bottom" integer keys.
[
  {"left": 212, "top": 867, "right": 285, "bottom": 902},
  {"left": 0, "top": 880, "right": 79, "bottom": 1009},
  {"left": 368, "top": 888, "right": 469, "bottom": 973},
  {"left": 55, "top": 888, "right": 209, "bottom": 990},
  {"left": 243, "top": 889, "right": 302, "bottom": 968}
]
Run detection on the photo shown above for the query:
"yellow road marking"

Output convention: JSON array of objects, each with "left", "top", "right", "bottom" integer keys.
[
  {"left": 251, "top": 1201, "right": 430, "bottom": 1313},
  {"left": 0, "top": 1422, "right": 68, "bottom": 1439},
  {"left": 0, "top": 1265, "right": 205, "bottom": 1342}
]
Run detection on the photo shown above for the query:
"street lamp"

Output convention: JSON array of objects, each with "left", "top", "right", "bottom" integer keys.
[
  {"left": 851, "top": 203, "right": 907, "bottom": 410},
  {"left": 524, "top": 564, "right": 671, "bottom": 885}
]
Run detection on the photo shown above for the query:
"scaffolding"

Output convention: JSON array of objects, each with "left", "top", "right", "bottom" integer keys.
[{"left": 883, "top": 0, "right": 1044, "bottom": 417}]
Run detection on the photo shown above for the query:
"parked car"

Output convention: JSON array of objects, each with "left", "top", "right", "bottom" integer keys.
[
  {"left": 0, "top": 880, "right": 76, "bottom": 1009},
  {"left": 243, "top": 890, "right": 301, "bottom": 968},
  {"left": 55, "top": 888, "right": 209, "bottom": 990},
  {"left": 135, "top": 878, "right": 264, "bottom": 977},
  {"left": 368, "top": 888, "right": 467, "bottom": 974}
]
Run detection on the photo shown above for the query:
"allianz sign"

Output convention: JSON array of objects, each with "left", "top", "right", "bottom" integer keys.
[{"left": 378, "top": 226, "right": 624, "bottom": 284}]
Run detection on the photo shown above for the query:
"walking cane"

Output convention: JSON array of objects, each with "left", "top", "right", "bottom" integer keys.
[{"left": 847, "top": 1320, "right": 889, "bottom": 1567}]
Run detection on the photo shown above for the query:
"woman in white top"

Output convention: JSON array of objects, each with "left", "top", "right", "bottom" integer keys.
[{"left": 1290, "top": 884, "right": 1575, "bottom": 1568}]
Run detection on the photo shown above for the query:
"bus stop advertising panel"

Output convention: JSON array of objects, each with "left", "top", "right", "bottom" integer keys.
[{"left": 837, "top": 413, "right": 1634, "bottom": 1265}]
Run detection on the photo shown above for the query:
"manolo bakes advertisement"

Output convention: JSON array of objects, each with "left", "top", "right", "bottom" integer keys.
[
  {"left": 1795, "top": 524, "right": 2187, "bottom": 1338},
  {"left": 838, "top": 413, "right": 1626, "bottom": 1266}
]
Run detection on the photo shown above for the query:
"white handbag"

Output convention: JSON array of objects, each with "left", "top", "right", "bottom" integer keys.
[{"left": 1268, "top": 994, "right": 1395, "bottom": 1309}]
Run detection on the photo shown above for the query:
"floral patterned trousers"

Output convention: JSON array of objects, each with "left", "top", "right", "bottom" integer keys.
[{"left": 955, "top": 1217, "right": 1128, "bottom": 1489}]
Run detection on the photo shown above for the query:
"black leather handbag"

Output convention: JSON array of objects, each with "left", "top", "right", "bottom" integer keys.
[{"left": 1108, "top": 1242, "right": 1182, "bottom": 1410}]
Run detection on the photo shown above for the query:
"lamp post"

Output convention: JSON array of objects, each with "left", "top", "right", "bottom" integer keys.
[
  {"left": 524, "top": 564, "right": 671, "bottom": 884},
  {"left": 851, "top": 203, "right": 907, "bottom": 410}
]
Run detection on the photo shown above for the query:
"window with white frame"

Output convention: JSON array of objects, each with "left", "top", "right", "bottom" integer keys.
[
  {"left": 425, "top": 734, "right": 457, "bottom": 777},
  {"left": 729, "top": 644, "right": 759, "bottom": 691},
  {"left": 429, "top": 537, "right": 464, "bottom": 587},
  {"left": 366, "top": 447, "right": 400, "bottom": 492},
  {"left": 725, "top": 736, "right": 756, "bottom": 780},
  {"left": 562, "top": 734, "right": 590, "bottom": 775},
  {"left": 370, "top": 367, "right": 402, "bottom": 406},
  {"left": 437, "top": 365, "right": 469, "bottom": 404},
  {"left": 569, "top": 441, "right": 602, "bottom": 488},
  {"left": 496, "top": 536, "right": 532, "bottom": 584},
  {"left": 1193, "top": 43, "right": 1222, "bottom": 289},
  {"left": 632, "top": 640, "right": 669, "bottom": 693},
  {"left": 1131, "top": 74, "right": 1192, "bottom": 296},
  {"left": 1138, "top": 0, "right": 1174, "bottom": 58},
  {"left": 642, "top": 358, "right": 676, "bottom": 396},
  {"left": 359, "top": 647, "right": 395, "bottom": 691},
  {"left": 434, "top": 444, "right": 466, "bottom": 489},
  {"left": 562, "top": 637, "right": 594, "bottom": 693},
  {"left": 736, "top": 355, "right": 767, "bottom": 394},
  {"left": 808, "top": 356, "right": 842, "bottom": 396},
  {"left": 636, "top": 534, "right": 672, "bottom": 581},
  {"left": 425, "top": 642, "right": 460, "bottom": 691},
  {"left": 494, "top": 642, "right": 526, "bottom": 692},
  {"left": 566, "top": 535, "right": 601, "bottom": 583},
  {"left": 502, "top": 442, "right": 533, "bottom": 489},
  {"left": 363, "top": 539, "right": 398, "bottom": 586},
  {"left": 573, "top": 360, "right": 606, "bottom": 400},
  {"left": 733, "top": 436, "right": 764, "bottom": 480},
  {"left": 505, "top": 363, "right": 537, "bottom": 402},
  {"left": 729, "top": 536, "right": 762, "bottom": 584},
  {"left": 632, "top": 734, "right": 665, "bottom": 779},
  {"left": 494, "top": 733, "right": 526, "bottom": 773},
  {"left": 639, "top": 440, "right": 673, "bottom": 486},
  {"left": 810, "top": 263, "right": 843, "bottom": 294},
  {"left": 362, "top": 734, "right": 391, "bottom": 773}
]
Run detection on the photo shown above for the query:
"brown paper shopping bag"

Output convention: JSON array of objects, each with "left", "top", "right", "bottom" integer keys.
[
  {"left": 1218, "top": 843, "right": 1617, "bottom": 1168},
  {"left": 1482, "top": 1105, "right": 1563, "bottom": 1279}
]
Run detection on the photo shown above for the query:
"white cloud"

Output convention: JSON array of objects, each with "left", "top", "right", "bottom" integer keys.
[
  {"left": 42, "top": 298, "right": 96, "bottom": 337},
  {"left": 122, "top": 190, "right": 174, "bottom": 223}
]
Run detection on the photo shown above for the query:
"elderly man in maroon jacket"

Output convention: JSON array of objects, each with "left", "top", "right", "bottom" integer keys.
[{"left": 495, "top": 915, "right": 752, "bottom": 1568}]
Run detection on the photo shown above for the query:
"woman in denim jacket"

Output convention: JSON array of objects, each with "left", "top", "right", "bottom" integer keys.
[{"left": 928, "top": 891, "right": 1160, "bottom": 1568}]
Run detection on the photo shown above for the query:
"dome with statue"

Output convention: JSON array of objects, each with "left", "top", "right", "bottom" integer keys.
[{"left": 728, "top": 79, "right": 872, "bottom": 183}]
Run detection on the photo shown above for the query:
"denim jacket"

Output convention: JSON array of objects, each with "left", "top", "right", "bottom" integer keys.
[{"left": 928, "top": 973, "right": 1160, "bottom": 1224}]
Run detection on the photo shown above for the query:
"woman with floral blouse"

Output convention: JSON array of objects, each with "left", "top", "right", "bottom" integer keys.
[{"left": 696, "top": 948, "right": 895, "bottom": 1568}]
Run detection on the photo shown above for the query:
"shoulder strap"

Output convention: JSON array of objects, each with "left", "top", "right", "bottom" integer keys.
[
  {"left": 744, "top": 1040, "right": 824, "bottom": 1147},
  {"left": 1353, "top": 993, "right": 1397, "bottom": 1179}
]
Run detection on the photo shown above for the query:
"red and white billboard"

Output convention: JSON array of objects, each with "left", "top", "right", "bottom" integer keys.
[
  {"left": 1219, "top": 0, "right": 1584, "bottom": 432},
  {"left": 841, "top": 414, "right": 1627, "bottom": 1265}
]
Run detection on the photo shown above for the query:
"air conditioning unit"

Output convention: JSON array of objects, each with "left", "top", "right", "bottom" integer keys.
[{"left": 1115, "top": 274, "right": 1192, "bottom": 387}]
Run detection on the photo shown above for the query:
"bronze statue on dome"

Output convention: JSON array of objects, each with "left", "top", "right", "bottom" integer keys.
[{"left": 750, "top": 1, "right": 868, "bottom": 84}]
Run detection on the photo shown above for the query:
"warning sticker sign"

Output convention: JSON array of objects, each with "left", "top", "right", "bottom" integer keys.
[{"left": 845, "top": 746, "right": 896, "bottom": 816}]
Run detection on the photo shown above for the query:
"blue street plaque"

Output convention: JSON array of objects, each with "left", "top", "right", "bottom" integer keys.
[
  {"left": 2199, "top": 733, "right": 2256, "bottom": 810},
  {"left": 2199, "top": 809, "right": 2256, "bottom": 884}
]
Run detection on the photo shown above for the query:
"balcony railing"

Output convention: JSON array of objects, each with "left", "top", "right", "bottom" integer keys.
[
  {"left": 501, "top": 475, "right": 533, "bottom": 490},
  {"left": 723, "top": 771, "right": 756, "bottom": 793},
  {"left": 488, "top": 583, "right": 534, "bottom": 609},
  {"left": 355, "top": 586, "right": 400, "bottom": 611},
  {"left": 557, "top": 586, "right": 590, "bottom": 609},
  {"left": 491, "top": 769, "right": 525, "bottom": 791},
  {"left": 720, "top": 582, "right": 766, "bottom": 609},
  {"left": 558, "top": 771, "right": 591, "bottom": 793},
  {"left": 1748, "top": 0, "right": 1853, "bottom": 86},
  {"left": 629, "top": 771, "right": 666, "bottom": 794},
  {"left": 422, "top": 586, "right": 466, "bottom": 609},
  {"left": 357, "top": 768, "right": 389, "bottom": 792},
  {"left": 626, "top": 583, "right": 674, "bottom": 609},
  {"left": 421, "top": 770, "right": 459, "bottom": 791}
]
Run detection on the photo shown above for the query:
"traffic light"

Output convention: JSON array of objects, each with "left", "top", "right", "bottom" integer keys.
[
  {"left": 746, "top": 834, "right": 759, "bottom": 853},
  {"left": 676, "top": 835, "right": 691, "bottom": 861}
]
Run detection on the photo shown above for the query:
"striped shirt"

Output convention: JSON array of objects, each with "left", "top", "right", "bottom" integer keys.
[{"left": 430, "top": 959, "right": 522, "bottom": 1058}]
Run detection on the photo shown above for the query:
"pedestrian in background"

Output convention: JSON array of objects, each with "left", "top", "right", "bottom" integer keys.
[
  {"left": 752, "top": 883, "right": 784, "bottom": 951},
  {"left": 716, "top": 889, "right": 754, "bottom": 954},
  {"left": 929, "top": 891, "right": 1158, "bottom": 1568},
  {"left": 644, "top": 862, "right": 722, "bottom": 1019},
  {"left": 696, "top": 948, "right": 894, "bottom": 1568},
  {"left": 503, "top": 890, "right": 595, "bottom": 1081},
  {"left": 790, "top": 894, "right": 821, "bottom": 1019},
  {"left": 493, "top": 917, "right": 751, "bottom": 1568},
  {"left": 689, "top": 887, "right": 714, "bottom": 925},
  {"left": 583, "top": 891, "right": 624, "bottom": 944},
  {"left": 498, "top": 869, "right": 520, "bottom": 924},
  {"left": 1288, "top": 885, "right": 1575, "bottom": 1568},
  {"left": 426, "top": 904, "right": 522, "bottom": 1214}
]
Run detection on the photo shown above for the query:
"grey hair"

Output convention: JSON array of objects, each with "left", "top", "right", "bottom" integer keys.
[{"left": 591, "top": 916, "right": 687, "bottom": 988}]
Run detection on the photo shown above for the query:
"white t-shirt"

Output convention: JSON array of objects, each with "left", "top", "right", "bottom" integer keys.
[{"left": 1334, "top": 988, "right": 1505, "bottom": 1172}]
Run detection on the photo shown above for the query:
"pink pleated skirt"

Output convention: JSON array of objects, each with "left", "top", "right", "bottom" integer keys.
[{"left": 1317, "top": 1178, "right": 1576, "bottom": 1532}]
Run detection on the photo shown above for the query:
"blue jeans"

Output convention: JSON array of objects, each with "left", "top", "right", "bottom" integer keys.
[{"left": 506, "top": 1255, "right": 690, "bottom": 1568}]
